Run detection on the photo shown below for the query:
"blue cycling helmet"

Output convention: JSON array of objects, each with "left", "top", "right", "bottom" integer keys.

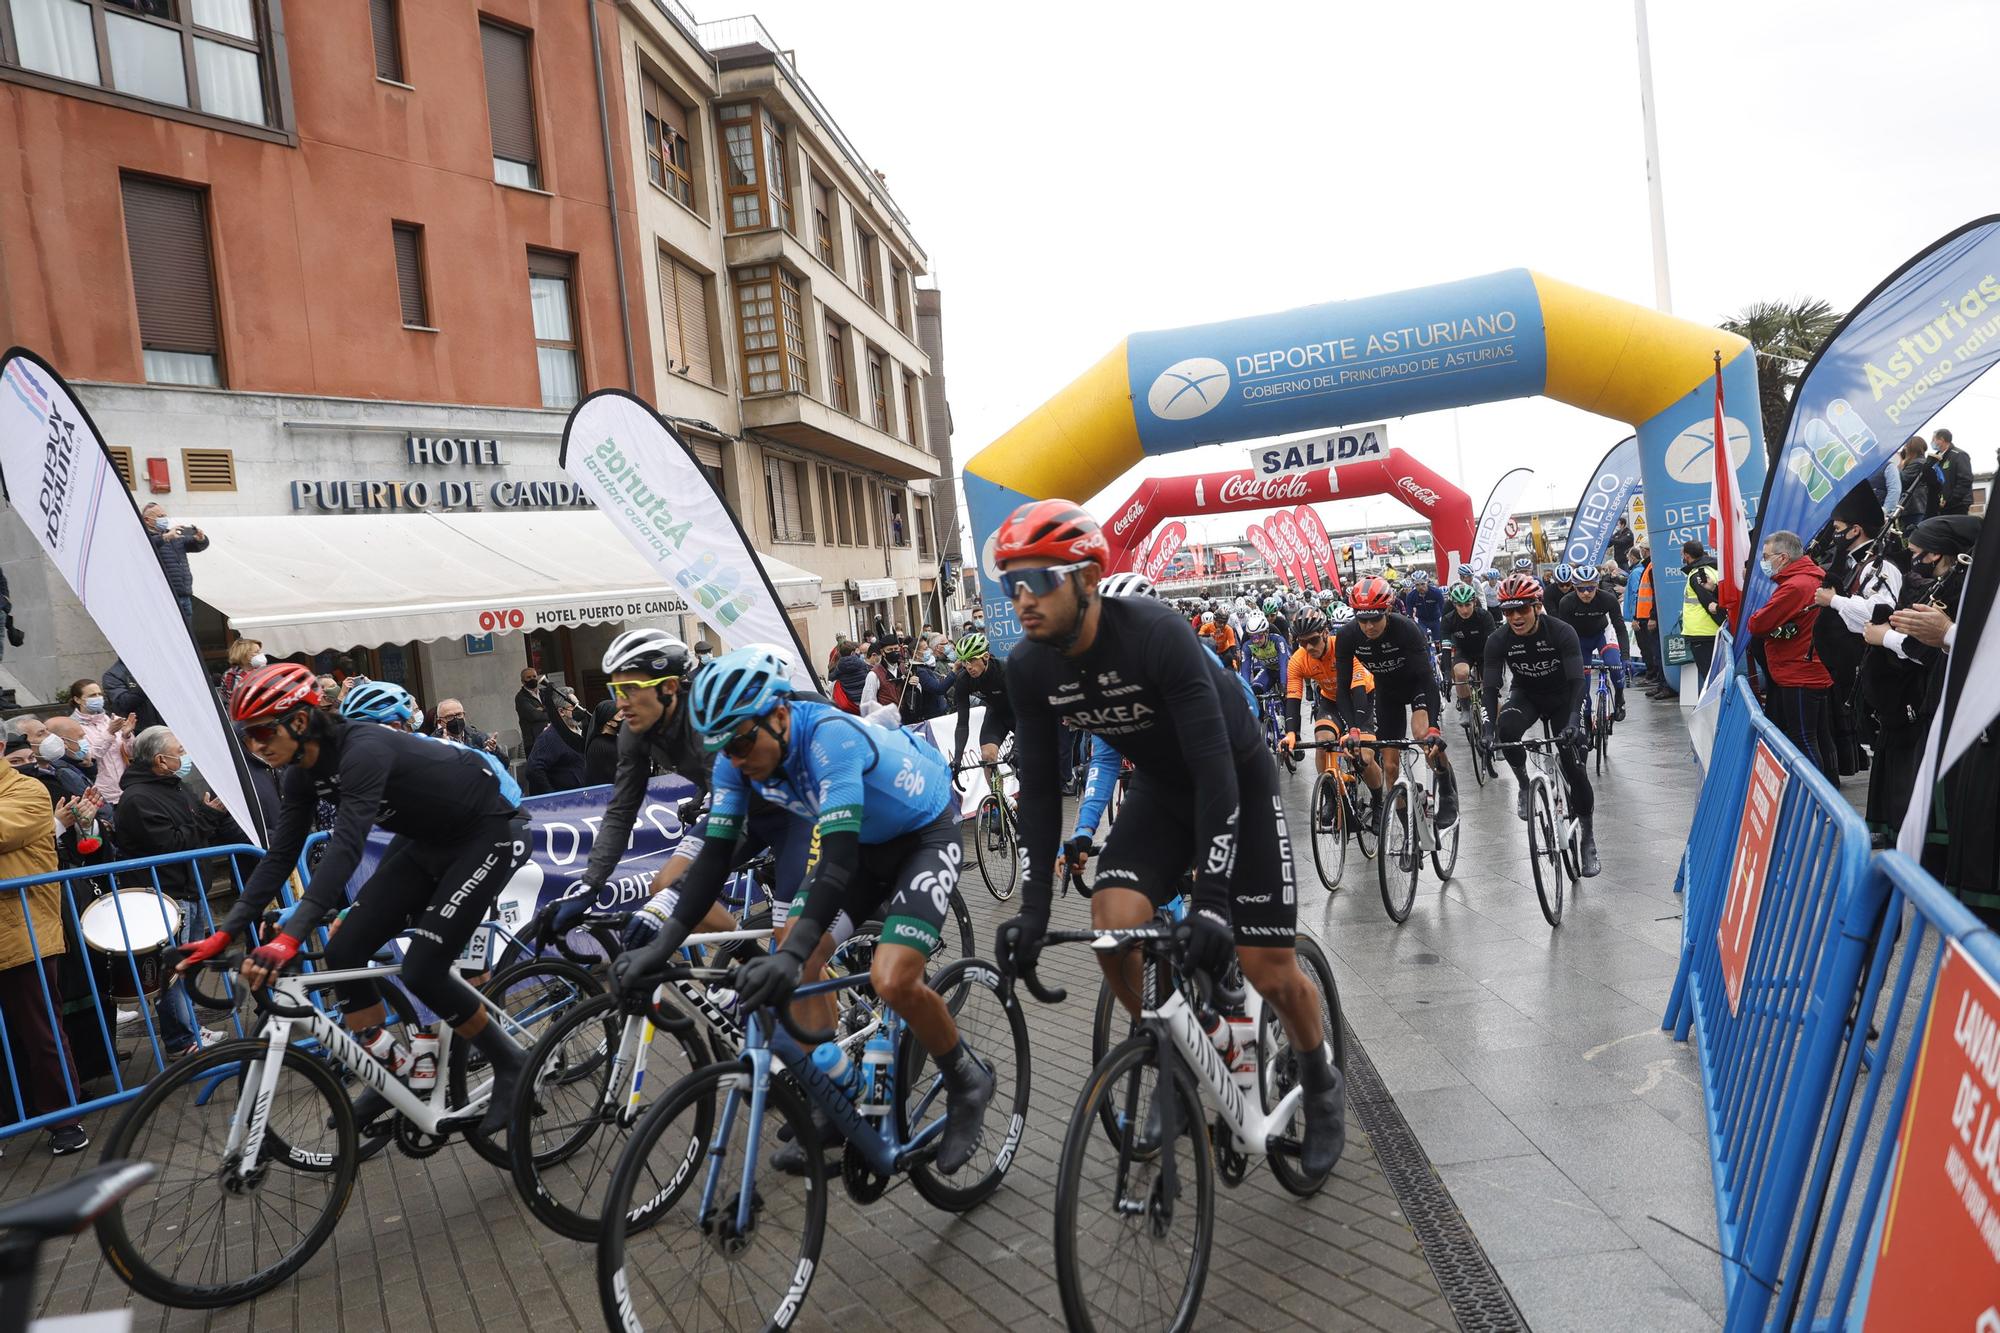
[
  {"left": 688, "top": 646, "right": 793, "bottom": 751},
  {"left": 1572, "top": 565, "right": 1602, "bottom": 586},
  {"left": 1458, "top": 563, "right": 1474, "bottom": 580},
  {"left": 339, "top": 679, "right": 419, "bottom": 727},
  {"left": 1552, "top": 563, "right": 1574, "bottom": 583}
]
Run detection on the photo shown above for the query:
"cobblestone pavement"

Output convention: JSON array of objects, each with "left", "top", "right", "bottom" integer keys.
[{"left": 3, "top": 796, "right": 1457, "bottom": 1332}]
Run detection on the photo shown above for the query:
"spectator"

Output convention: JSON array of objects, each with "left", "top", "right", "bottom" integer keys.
[
  {"left": 11, "top": 718, "right": 88, "bottom": 801},
  {"left": 314, "top": 673, "right": 341, "bottom": 704},
  {"left": 432, "top": 698, "right": 502, "bottom": 755},
  {"left": 1921, "top": 427, "right": 1975, "bottom": 517},
  {"left": 1812, "top": 486, "right": 1900, "bottom": 776},
  {"left": 525, "top": 696, "right": 587, "bottom": 795},
  {"left": 584, "top": 699, "right": 621, "bottom": 787},
  {"left": 6, "top": 725, "right": 107, "bottom": 873},
  {"left": 1631, "top": 547, "right": 1662, "bottom": 687},
  {"left": 830, "top": 640, "right": 871, "bottom": 714},
  {"left": 217, "top": 638, "right": 266, "bottom": 702},
  {"left": 102, "top": 659, "right": 163, "bottom": 733},
  {"left": 872, "top": 640, "right": 907, "bottom": 711},
  {"left": 692, "top": 641, "right": 715, "bottom": 668},
  {"left": 1894, "top": 436, "right": 1931, "bottom": 527},
  {"left": 1746, "top": 530, "right": 1838, "bottom": 782},
  {"left": 513, "top": 666, "right": 549, "bottom": 752},
  {"left": 902, "top": 638, "right": 953, "bottom": 722},
  {"left": 116, "top": 727, "right": 236, "bottom": 1060},
  {"left": 1678, "top": 540, "right": 1724, "bottom": 688},
  {"left": 1871, "top": 450, "right": 1903, "bottom": 518},
  {"left": 140, "top": 502, "right": 208, "bottom": 624},
  {"left": 0, "top": 756, "right": 87, "bottom": 1153},
  {"left": 68, "top": 679, "right": 135, "bottom": 807},
  {"left": 0, "top": 564, "right": 13, "bottom": 707},
  {"left": 1608, "top": 516, "right": 1637, "bottom": 570}
]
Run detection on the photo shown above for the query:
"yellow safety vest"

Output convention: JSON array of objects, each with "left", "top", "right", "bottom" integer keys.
[{"left": 1681, "top": 564, "right": 1720, "bottom": 637}]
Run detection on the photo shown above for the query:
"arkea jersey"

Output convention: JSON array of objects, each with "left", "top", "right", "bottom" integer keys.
[{"left": 706, "top": 698, "right": 950, "bottom": 844}]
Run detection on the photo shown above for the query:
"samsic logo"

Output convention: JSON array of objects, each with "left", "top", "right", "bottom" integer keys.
[
  {"left": 38, "top": 408, "right": 81, "bottom": 550},
  {"left": 1147, "top": 358, "right": 1231, "bottom": 421}
]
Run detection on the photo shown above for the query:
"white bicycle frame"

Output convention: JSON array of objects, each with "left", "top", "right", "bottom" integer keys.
[{"left": 1526, "top": 743, "right": 1580, "bottom": 848}]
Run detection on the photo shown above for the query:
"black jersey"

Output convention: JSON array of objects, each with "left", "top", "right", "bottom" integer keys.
[
  {"left": 229, "top": 717, "right": 521, "bottom": 934},
  {"left": 1443, "top": 605, "right": 1497, "bottom": 665},
  {"left": 1334, "top": 613, "right": 1441, "bottom": 717},
  {"left": 1555, "top": 590, "right": 1630, "bottom": 657},
  {"left": 948, "top": 656, "right": 1016, "bottom": 759},
  {"left": 1009, "top": 596, "right": 1262, "bottom": 918},
  {"left": 1482, "top": 612, "right": 1586, "bottom": 715}
]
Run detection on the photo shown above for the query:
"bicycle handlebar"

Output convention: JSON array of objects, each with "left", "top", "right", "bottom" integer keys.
[{"left": 168, "top": 951, "right": 320, "bottom": 1018}]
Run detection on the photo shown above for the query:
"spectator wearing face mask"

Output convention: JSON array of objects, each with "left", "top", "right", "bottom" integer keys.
[
  {"left": 903, "top": 636, "right": 953, "bottom": 722},
  {"left": 514, "top": 666, "right": 550, "bottom": 751},
  {"left": 139, "top": 503, "right": 208, "bottom": 625},
  {"left": 1745, "top": 530, "right": 1837, "bottom": 783},
  {"left": 584, "top": 699, "right": 621, "bottom": 786},
  {"left": 525, "top": 696, "right": 588, "bottom": 795},
  {"left": 218, "top": 639, "right": 267, "bottom": 702},
  {"left": 67, "top": 679, "right": 136, "bottom": 807},
  {"left": 432, "top": 698, "right": 501, "bottom": 755},
  {"left": 0, "top": 756, "right": 88, "bottom": 1153}
]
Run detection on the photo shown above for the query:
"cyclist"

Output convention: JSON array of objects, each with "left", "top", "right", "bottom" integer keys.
[
  {"left": 1263, "top": 596, "right": 1290, "bottom": 642},
  {"left": 1442, "top": 582, "right": 1498, "bottom": 727},
  {"left": 1547, "top": 563, "right": 1576, "bottom": 607},
  {"left": 1279, "top": 606, "right": 1383, "bottom": 829},
  {"left": 1553, "top": 566, "right": 1631, "bottom": 722},
  {"left": 989, "top": 500, "right": 1344, "bottom": 1177},
  {"left": 1406, "top": 570, "right": 1446, "bottom": 646},
  {"left": 947, "top": 631, "right": 1014, "bottom": 771},
  {"left": 1482, "top": 575, "right": 1600, "bottom": 877},
  {"left": 1240, "top": 610, "right": 1289, "bottom": 703},
  {"left": 1332, "top": 576, "right": 1458, "bottom": 831},
  {"left": 339, "top": 679, "right": 426, "bottom": 734},
  {"left": 178, "top": 664, "right": 532, "bottom": 1136},
  {"left": 607, "top": 647, "right": 998, "bottom": 1174}
]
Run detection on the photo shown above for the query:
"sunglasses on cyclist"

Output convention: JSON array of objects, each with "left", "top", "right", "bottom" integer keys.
[
  {"left": 999, "top": 562, "right": 1090, "bottom": 601},
  {"left": 1500, "top": 604, "right": 1537, "bottom": 618},
  {"left": 716, "top": 719, "right": 771, "bottom": 758},
  {"left": 1352, "top": 611, "right": 1386, "bottom": 623},
  {"left": 609, "top": 675, "right": 677, "bottom": 700},
  {"left": 1299, "top": 633, "right": 1327, "bottom": 648},
  {"left": 238, "top": 721, "right": 284, "bottom": 746}
]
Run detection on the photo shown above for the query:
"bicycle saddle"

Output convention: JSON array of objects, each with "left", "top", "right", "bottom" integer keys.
[{"left": 0, "top": 1161, "right": 156, "bottom": 1240}]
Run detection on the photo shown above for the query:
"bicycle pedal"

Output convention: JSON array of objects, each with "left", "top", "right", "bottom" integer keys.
[{"left": 434, "top": 1111, "right": 484, "bottom": 1135}]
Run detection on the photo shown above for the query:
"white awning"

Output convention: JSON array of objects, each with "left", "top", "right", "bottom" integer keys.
[{"left": 189, "top": 511, "right": 822, "bottom": 655}]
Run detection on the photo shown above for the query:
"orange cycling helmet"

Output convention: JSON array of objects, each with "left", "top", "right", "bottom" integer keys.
[
  {"left": 992, "top": 499, "right": 1110, "bottom": 570},
  {"left": 1496, "top": 574, "right": 1544, "bottom": 608},
  {"left": 229, "top": 662, "right": 320, "bottom": 725},
  {"left": 1348, "top": 576, "right": 1395, "bottom": 612}
]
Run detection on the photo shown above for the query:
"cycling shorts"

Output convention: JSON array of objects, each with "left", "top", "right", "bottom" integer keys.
[
  {"left": 1495, "top": 687, "right": 1594, "bottom": 818},
  {"left": 1091, "top": 757, "right": 1295, "bottom": 947},
  {"left": 795, "top": 807, "right": 961, "bottom": 956}
]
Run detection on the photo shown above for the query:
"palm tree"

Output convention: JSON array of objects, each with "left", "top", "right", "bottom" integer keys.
[{"left": 1722, "top": 297, "right": 1845, "bottom": 455}]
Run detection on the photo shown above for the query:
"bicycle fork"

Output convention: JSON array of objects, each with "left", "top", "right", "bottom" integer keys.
[{"left": 226, "top": 1025, "right": 294, "bottom": 1183}]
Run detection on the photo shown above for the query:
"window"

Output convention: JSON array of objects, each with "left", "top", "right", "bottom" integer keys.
[
  {"left": 867, "top": 347, "right": 888, "bottom": 430},
  {"left": 2, "top": 0, "right": 275, "bottom": 125},
  {"left": 391, "top": 222, "right": 428, "bottom": 327},
  {"left": 732, "top": 264, "right": 807, "bottom": 395},
  {"left": 121, "top": 174, "right": 222, "bottom": 386},
  {"left": 885, "top": 487, "right": 909, "bottom": 547},
  {"left": 821, "top": 465, "right": 849, "bottom": 544},
  {"left": 480, "top": 20, "right": 538, "bottom": 188},
  {"left": 763, "top": 452, "right": 813, "bottom": 542},
  {"left": 107, "top": 446, "right": 134, "bottom": 489},
  {"left": 824, "top": 316, "right": 849, "bottom": 413},
  {"left": 892, "top": 262, "right": 909, "bottom": 332},
  {"left": 657, "top": 250, "right": 713, "bottom": 385},
  {"left": 850, "top": 474, "right": 872, "bottom": 547},
  {"left": 901, "top": 368, "right": 921, "bottom": 446},
  {"left": 527, "top": 251, "right": 578, "bottom": 408},
  {"left": 915, "top": 497, "right": 931, "bottom": 558},
  {"left": 717, "top": 102, "right": 760, "bottom": 230},
  {"left": 811, "top": 175, "right": 834, "bottom": 267},
  {"left": 181, "top": 446, "right": 235, "bottom": 491},
  {"left": 369, "top": 0, "right": 401, "bottom": 81},
  {"left": 856, "top": 227, "right": 878, "bottom": 307},
  {"left": 640, "top": 72, "right": 693, "bottom": 207},
  {"left": 762, "top": 117, "right": 793, "bottom": 233}
]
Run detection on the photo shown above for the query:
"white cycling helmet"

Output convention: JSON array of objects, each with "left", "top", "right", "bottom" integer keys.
[
  {"left": 1200, "top": 611, "right": 1216, "bottom": 625},
  {"left": 603, "top": 628, "right": 692, "bottom": 677},
  {"left": 1327, "top": 603, "right": 1356, "bottom": 627},
  {"left": 1243, "top": 611, "right": 1269, "bottom": 635},
  {"left": 1099, "top": 571, "right": 1157, "bottom": 600}
]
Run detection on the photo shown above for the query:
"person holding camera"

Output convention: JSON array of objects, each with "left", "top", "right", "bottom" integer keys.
[
  {"left": 140, "top": 503, "right": 208, "bottom": 625},
  {"left": 431, "top": 699, "right": 501, "bottom": 755}
]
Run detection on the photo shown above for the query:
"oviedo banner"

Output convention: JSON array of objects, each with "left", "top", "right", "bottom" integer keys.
[
  {"left": 1564, "top": 437, "right": 1642, "bottom": 572},
  {"left": 0, "top": 349, "right": 264, "bottom": 841},
  {"left": 1742, "top": 216, "right": 2000, "bottom": 624},
  {"left": 562, "top": 390, "right": 820, "bottom": 691},
  {"left": 1469, "top": 466, "right": 1533, "bottom": 576}
]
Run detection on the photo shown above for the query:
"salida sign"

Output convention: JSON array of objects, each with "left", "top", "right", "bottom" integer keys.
[{"left": 1249, "top": 423, "right": 1389, "bottom": 482}]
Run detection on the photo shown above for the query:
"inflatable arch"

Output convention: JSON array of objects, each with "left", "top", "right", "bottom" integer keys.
[
  {"left": 1103, "top": 448, "right": 1474, "bottom": 580},
  {"left": 965, "top": 268, "right": 1767, "bottom": 668}
]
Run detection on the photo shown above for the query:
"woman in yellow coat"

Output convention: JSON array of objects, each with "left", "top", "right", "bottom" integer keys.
[{"left": 0, "top": 756, "right": 88, "bottom": 1152}]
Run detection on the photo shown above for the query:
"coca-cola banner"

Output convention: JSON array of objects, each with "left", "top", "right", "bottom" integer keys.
[
  {"left": 1245, "top": 524, "right": 1289, "bottom": 585},
  {"left": 1269, "top": 510, "right": 1322, "bottom": 592},
  {"left": 1143, "top": 522, "right": 1187, "bottom": 583},
  {"left": 1293, "top": 506, "right": 1344, "bottom": 591}
]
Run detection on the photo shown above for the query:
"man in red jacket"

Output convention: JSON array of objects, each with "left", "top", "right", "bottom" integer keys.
[{"left": 1745, "top": 530, "right": 1838, "bottom": 781}]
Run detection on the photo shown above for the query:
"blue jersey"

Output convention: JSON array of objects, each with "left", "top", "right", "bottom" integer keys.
[
  {"left": 1240, "top": 632, "right": 1291, "bottom": 697},
  {"left": 1408, "top": 584, "right": 1446, "bottom": 635},
  {"left": 707, "top": 699, "right": 951, "bottom": 844},
  {"left": 1074, "top": 671, "right": 1259, "bottom": 838}
]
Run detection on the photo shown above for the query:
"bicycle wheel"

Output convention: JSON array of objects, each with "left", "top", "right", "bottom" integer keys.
[
  {"left": 1527, "top": 779, "right": 1566, "bottom": 927},
  {"left": 1055, "top": 1032, "right": 1214, "bottom": 1333},
  {"left": 462, "top": 956, "right": 605, "bottom": 1168},
  {"left": 1430, "top": 771, "right": 1460, "bottom": 882},
  {"left": 971, "top": 795, "right": 1015, "bottom": 901},
  {"left": 1089, "top": 952, "right": 1172, "bottom": 1147},
  {"left": 898, "top": 958, "right": 1032, "bottom": 1211},
  {"left": 1461, "top": 716, "right": 1487, "bottom": 787},
  {"left": 1108, "top": 770, "right": 1127, "bottom": 825},
  {"left": 1376, "top": 782, "right": 1418, "bottom": 924},
  {"left": 1308, "top": 771, "right": 1347, "bottom": 891},
  {"left": 509, "top": 993, "right": 712, "bottom": 1241},
  {"left": 1595, "top": 692, "right": 1611, "bottom": 775},
  {"left": 1352, "top": 776, "right": 1378, "bottom": 861},
  {"left": 96, "top": 1041, "right": 358, "bottom": 1309},
  {"left": 597, "top": 1061, "right": 825, "bottom": 1333},
  {"left": 1261, "top": 935, "right": 1346, "bottom": 1196}
]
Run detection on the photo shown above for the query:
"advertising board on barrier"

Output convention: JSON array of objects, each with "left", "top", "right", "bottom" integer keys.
[
  {"left": 1862, "top": 939, "right": 2000, "bottom": 1330},
  {"left": 1718, "top": 740, "right": 1789, "bottom": 1017}
]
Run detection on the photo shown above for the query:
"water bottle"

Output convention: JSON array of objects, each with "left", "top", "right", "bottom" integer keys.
[
  {"left": 1226, "top": 1015, "right": 1258, "bottom": 1094},
  {"left": 360, "top": 1027, "right": 412, "bottom": 1081},
  {"left": 1203, "top": 1013, "right": 1236, "bottom": 1069},
  {"left": 407, "top": 1034, "right": 439, "bottom": 1090},
  {"left": 810, "top": 1041, "right": 859, "bottom": 1103},
  {"left": 858, "top": 1029, "right": 895, "bottom": 1118}
]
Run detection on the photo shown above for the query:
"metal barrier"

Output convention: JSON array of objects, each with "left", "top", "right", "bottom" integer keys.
[
  {"left": 0, "top": 844, "right": 266, "bottom": 1141},
  {"left": 1664, "top": 673, "right": 1760, "bottom": 1032}
]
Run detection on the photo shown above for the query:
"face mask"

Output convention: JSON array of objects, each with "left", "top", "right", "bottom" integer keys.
[
  {"left": 411, "top": 708, "right": 425, "bottom": 732},
  {"left": 37, "top": 735, "right": 64, "bottom": 762},
  {"left": 250, "top": 654, "right": 268, "bottom": 668},
  {"left": 73, "top": 737, "right": 90, "bottom": 762},
  {"left": 82, "top": 696, "right": 105, "bottom": 714},
  {"left": 153, "top": 516, "right": 170, "bottom": 532},
  {"left": 174, "top": 754, "right": 193, "bottom": 780},
  {"left": 1758, "top": 557, "right": 1779, "bottom": 578}
]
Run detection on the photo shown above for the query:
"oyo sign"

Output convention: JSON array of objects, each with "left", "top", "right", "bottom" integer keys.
[
  {"left": 1248, "top": 423, "right": 1388, "bottom": 482},
  {"left": 479, "top": 608, "right": 527, "bottom": 631}
]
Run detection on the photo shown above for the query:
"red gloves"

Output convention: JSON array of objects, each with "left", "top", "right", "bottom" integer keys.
[
  {"left": 248, "top": 933, "right": 301, "bottom": 972},
  {"left": 179, "top": 930, "right": 233, "bottom": 970}
]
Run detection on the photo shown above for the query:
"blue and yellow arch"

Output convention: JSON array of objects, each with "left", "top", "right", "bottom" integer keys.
[{"left": 964, "top": 268, "right": 1766, "bottom": 678}]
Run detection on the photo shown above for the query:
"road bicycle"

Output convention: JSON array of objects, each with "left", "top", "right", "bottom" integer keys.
[
  {"left": 1, "top": 1161, "right": 155, "bottom": 1333},
  {"left": 1290, "top": 737, "right": 1377, "bottom": 891},
  {"left": 958, "top": 758, "right": 1018, "bottom": 901},
  {"left": 1582, "top": 655, "right": 1618, "bottom": 775},
  {"left": 92, "top": 921, "right": 588, "bottom": 1309},
  {"left": 1495, "top": 735, "right": 1583, "bottom": 927},
  {"left": 1019, "top": 925, "right": 1344, "bottom": 1333},
  {"left": 1256, "top": 692, "right": 1298, "bottom": 775},
  {"left": 595, "top": 950, "right": 1030, "bottom": 1331},
  {"left": 1454, "top": 681, "right": 1498, "bottom": 786},
  {"left": 1352, "top": 737, "right": 1458, "bottom": 923}
]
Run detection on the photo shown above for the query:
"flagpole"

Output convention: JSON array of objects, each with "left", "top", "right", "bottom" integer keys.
[{"left": 1634, "top": 0, "right": 1674, "bottom": 314}]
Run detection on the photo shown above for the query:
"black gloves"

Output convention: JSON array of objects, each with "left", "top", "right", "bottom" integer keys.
[
  {"left": 734, "top": 947, "right": 805, "bottom": 1013},
  {"left": 995, "top": 911, "right": 1048, "bottom": 981},
  {"left": 610, "top": 918, "right": 689, "bottom": 999},
  {"left": 1177, "top": 907, "right": 1235, "bottom": 984}
]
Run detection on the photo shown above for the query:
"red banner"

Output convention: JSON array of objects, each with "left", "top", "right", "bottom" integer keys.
[
  {"left": 1293, "top": 505, "right": 1343, "bottom": 591},
  {"left": 1245, "top": 523, "right": 1290, "bottom": 587},
  {"left": 1144, "top": 521, "right": 1187, "bottom": 583},
  {"left": 1863, "top": 939, "right": 2000, "bottom": 1330},
  {"left": 1269, "top": 510, "right": 1322, "bottom": 592},
  {"left": 1718, "top": 740, "right": 1789, "bottom": 1017}
]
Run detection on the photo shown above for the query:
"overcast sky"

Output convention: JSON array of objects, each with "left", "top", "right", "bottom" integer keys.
[{"left": 728, "top": 0, "right": 2000, "bottom": 548}]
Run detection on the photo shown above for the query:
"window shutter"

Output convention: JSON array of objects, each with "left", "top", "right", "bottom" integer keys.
[
  {"left": 480, "top": 22, "right": 537, "bottom": 168},
  {"left": 657, "top": 85, "right": 689, "bottom": 141},
  {"left": 392, "top": 224, "right": 426, "bottom": 326},
  {"left": 107, "top": 447, "right": 135, "bottom": 490},
  {"left": 370, "top": 0, "right": 402, "bottom": 81},
  {"left": 121, "top": 176, "right": 219, "bottom": 356},
  {"left": 674, "top": 261, "right": 713, "bottom": 384},
  {"left": 181, "top": 448, "right": 237, "bottom": 491},
  {"left": 656, "top": 249, "right": 687, "bottom": 371}
]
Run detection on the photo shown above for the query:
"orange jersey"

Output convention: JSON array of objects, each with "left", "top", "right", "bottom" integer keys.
[
  {"left": 1201, "top": 623, "right": 1238, "bottom": 653},
  {"left": 1288, "top": 645, "right": 1370, "bottom": 698}
]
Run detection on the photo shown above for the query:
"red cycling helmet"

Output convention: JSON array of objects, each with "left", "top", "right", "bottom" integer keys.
[
  {"left": 1496, "top": 574, "right": 1544, "bottom": 608},
  {"left": 1348, "top": 576, "right": 1394, "bottom": 612},
  {"left": 229, "top": 662, "right": 320, "bottom": 725},
  {"left": 992, "top": 499, "right": 1110, "bottom": 570}
]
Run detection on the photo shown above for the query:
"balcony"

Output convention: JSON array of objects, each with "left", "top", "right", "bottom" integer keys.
[{"left": 740, "top": 392, "right": 940, "bottom": 481}]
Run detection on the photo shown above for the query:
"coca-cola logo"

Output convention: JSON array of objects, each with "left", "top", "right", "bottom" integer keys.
[
  {"left": 1216, "top": 473, "right": 1309, "bottom": 506},
  {"left": 1396, "top": 476, "right": 1441, "bottom": 508},
  {"left": 1111, "top": 500, "right": 1145, "bottom": 536}
]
